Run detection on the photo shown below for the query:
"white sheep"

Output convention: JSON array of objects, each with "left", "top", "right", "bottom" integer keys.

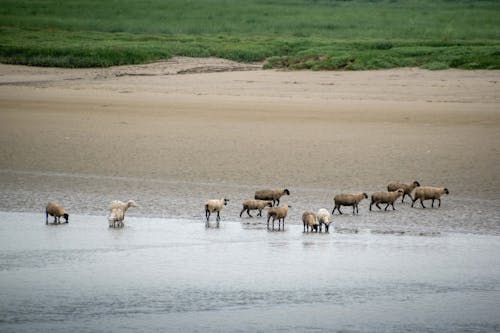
[
  {"left": 317, "top": 208, "right": 332, "bottom": 232},
  {"left": 240, "top": 199, "right": 273, "bottom": 218},
  {"left": 387, "top": 180, "right": 421, "bottom": 203},
  {"left": 45, "top": 202, "right": 69, "bottom": 224},
  {"left": 108, "top": 200, "right": 138, "bottom": 228},
  {"left": 267, "top": 204, "right": 290, "bottom": 231},
  {"left": 254, "top": 188, "right": 290, "bottom": 206},
  {"left": 332, "top": 192, "right": 368, "bottom": 215},
  {"left": 302, "top": 210, "right": 318, "bottom": 232},
  {"left": 369, "top": 189, "right": 404, "bottom": 211},
  {"left": 411, "top": 186, "right": 449, "bottom": 208},
  {"left": 205, "top": 198, "right": 229, "bottom": 227}
]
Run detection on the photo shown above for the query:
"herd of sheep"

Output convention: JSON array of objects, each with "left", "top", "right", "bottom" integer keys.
[{"left": 45, "top": 181, "right": 449, "bottom": 232}]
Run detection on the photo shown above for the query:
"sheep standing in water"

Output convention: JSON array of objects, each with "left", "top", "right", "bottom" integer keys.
[
  {"left": 45, "top": 202, "right": 69, "bottom": 224},
  {"left": 240, "top": 199, "right": 273, "bottom": 218},
  {"left": 317, "top": 208, "right": 332, "bottom": 232},
  {"left": 255, "top": 189, "right": 290, "bottom": 206},
  {"left": 387, "top": 181, "right": 421, "bottom": 203},
  {"left": 267, "top": 204, "right": 290, "bottom": 231},
  {"left": 332, "top": 192, "right": 368, "bottom": 215},
  {"left": 369, "top": 189, "right": 404, "bottom": 211},
  {"left": 108, "top": 200, "right": 138, "bottom": 228},
  {"left": 302, "top": 210, "right": 318, "bottom": 232},
  {"left": 205, "top": 198, "right": 229, "bottom": 227},
  {"left": 412, "top": 186, "right": 449, "bottom": 208}
]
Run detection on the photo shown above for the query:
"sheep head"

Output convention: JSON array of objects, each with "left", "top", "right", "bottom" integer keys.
[
  {"left": 444, "top": 188, "right": 449, "bottom": 195},
  {"left": 283, "top": 189, "right": 290, "bottom": 195},
  {"left": 413, "top": 181, "right": 421, "bottom": 187},
  {"left": 223, "top": 198, "right": 229, "bottom": 205},
  {"left": 127, "top": 200, "right": 138, "bottom": 208},
  {"left": 363, "top": 192, "right": 368, "bottom": 199}
]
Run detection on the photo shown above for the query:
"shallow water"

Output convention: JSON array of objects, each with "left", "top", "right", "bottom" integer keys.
[{"left": 1, "top": 212, "right": 499, "bottom": 332}]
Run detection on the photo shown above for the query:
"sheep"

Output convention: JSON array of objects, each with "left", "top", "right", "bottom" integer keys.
[
  {"left": 267, "top": 204, "right": 290, "bottom": 231},
  {"left": 302, "top": 210, "right": 318, "bottom": 232},
  {"left": 317, "top": 208, "right": 332, "bottom": 232},
  {"left": 254, "top": 188, "right": 290, "bottom": 206},
  {"left": 369, "top": 189, "right": 404, "bottom": 211},
  {"left": 108, "top": 200, "right": 138, "bottom": 228},
  {"left": 45, "top": 202, "right": 69, "bottom": 224},
  {"left": 332, "top": 192, "right": 368, "bottom": 215},
  {"left": 205, "top": 198, "right": 229, "bottom": 227},
  {"left": 387, "top": 181, "right": 421, "bottom": 203},
  {"left": 411, "top": 186, "right": 449, "bottom": 208},
  {"left": 240, "top": 199, "right": 273, "bottom": 218}
]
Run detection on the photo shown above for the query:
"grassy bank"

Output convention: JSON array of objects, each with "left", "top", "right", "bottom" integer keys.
[{"left": 1, "top": 0, "right": 499, "bottom": 69}]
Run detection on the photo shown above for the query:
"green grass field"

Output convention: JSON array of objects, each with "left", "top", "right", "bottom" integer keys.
[{"left": 0, "top": 0, "right": 499, "bottom": 69}]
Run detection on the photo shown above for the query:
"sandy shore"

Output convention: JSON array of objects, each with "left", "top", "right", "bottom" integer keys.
[{"left": 1, "top": 57, "right": 499, "bottom": 206}]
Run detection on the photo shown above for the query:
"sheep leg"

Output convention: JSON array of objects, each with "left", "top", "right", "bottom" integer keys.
[
  {"left": 420, "top": 199, "right": 426, "bottom": 208},
  {"left": 352, "top": 205, "right": 356, "bottom": 215},
  {"left": 247, "top": 209, "right": 253, "bottom": 217},
  {"left": 257, "top": 209, "right": 262, "bottom": 217},
  {"left": 438, "top": 198, "right": 441, "bottom": 207},
  {"left": 46, "top": 211, "right": 49, "bottom": 224},
  {"left": 325, "top": 224, "right": 330, "bottom": 233},
  {"left": 239, "top": 208, "right": 245, "bottom": 218},
  {"left": 338, "top": 206, "right": 343, "bottom": 215},
  {"left": 355, "top": 204, "right": 359, "bottom": 214},
  {"left": 391, "top": 202, "right": 396, "bottom": 210},
  {"left": 401, "top": 193, "right": 406, "bottom": 203},
  {"left": 369, "top": 202, "right": 373, "bottom": 211},
  {"left": 384, "top": 203, "right": 390, "bottom": 211},
  {"left": 216, "top": 211, "right": 220, "bottom": 222},
  {"left": 376, "top": 203, "right": 382, "bottom": 210},
  {"left": 431, "top": 199, "right": 435, "bottom": 208}
]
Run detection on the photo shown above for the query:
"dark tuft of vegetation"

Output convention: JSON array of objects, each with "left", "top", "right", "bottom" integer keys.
[{"left": 0, "top": 0, "right": 499, "bottom": 70}]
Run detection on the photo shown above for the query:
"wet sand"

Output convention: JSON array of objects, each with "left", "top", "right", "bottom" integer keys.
[{"left": 0, "top": 58, "right": 499, "bottom": 225}]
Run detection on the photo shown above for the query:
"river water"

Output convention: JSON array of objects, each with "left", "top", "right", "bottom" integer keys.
[{"left": 1, "top": 210, "right": 499, "bottom": 332}]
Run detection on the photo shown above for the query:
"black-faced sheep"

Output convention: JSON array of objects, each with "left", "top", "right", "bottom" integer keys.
[
  {"left": 240, "top": 199, "right": 273, "bottom": 218},
  {"left": 254, "top": 189, "right": 290, "bottom": 206},
  {"left": 411, "top": 186, "right": 449, "bottom": 208},
  {"left": 302, "top": 210, "right": 318, "bottom": 232},
  {"left": 332, "top": 192, "right": 368, "bottom": 215},
  {"left": 369, "top": 189, "right": 404, "bottom": 211},
  {"left": 387, "top": 181, "right": 421, "bottom": 203},
  {"left": 45, "top": 202, "right": 69, "bottom": 224},
  {"left": 205, "top": 198, "right": 229, "bottom": 227},
  {"left": 108, "top": 200, "right": 138, "bottom": 228},
  {"left": 267, "top": 204, "right": 290, "bottom": 231},
  {"left": 317, "top": 208, "right": 332, "bottom": 232}
]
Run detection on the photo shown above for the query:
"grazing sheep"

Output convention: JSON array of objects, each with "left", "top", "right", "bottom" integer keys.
[
  {"left": 267, "top": 204, "right": 290, "bottom": 231},
  {"left": 108, "top": 200, "right": 138, "bottom": 228},
  {"left": 302, "top": 210, "right": 318, "bottom": 232},
  {"left": 369, "top": 189, "right": 404, "bottom": 211},
  {"left": 45, "top": 202, "right": 69, "bottom": 224},
  {"left": 240, "top": 199, "right": 273, "bottom": 218},
  {"left": 317, "top": 208, "right": 332, "bottom": 232},
  {"left": 205, "top": 198, "right": 229, "bottom": 227},
  {"left": 332, "top": 192, "right": 368, "bottom": 215},
  {"left": 387, "top": 181, "right": 421, "bottom": 203},
  {"left": 254, "top": 189, "right": 290, "bottom": 206},
  {"left": 412, "top": 186, "right": 449, "bottom": 208}
]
